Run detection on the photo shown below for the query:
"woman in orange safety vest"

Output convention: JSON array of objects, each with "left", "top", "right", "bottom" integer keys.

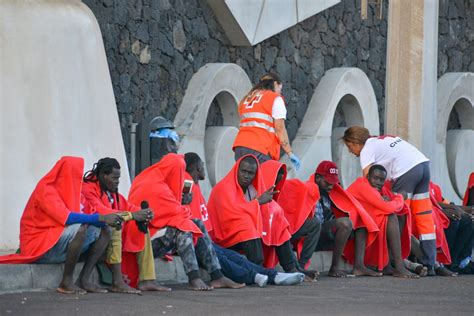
[{"left": 232, "top": 73, "right": 301, "bottom": 170}]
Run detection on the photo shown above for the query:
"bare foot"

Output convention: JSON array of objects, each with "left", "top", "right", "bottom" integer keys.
[
  {"left": 57, "top": 281, "right": 87, "bottom": 295},
  {"left": 435, "top": 266, "right": 458, "bottom": 277},
  {"left": 382, "top": 264, "right": 394, "bottom": 275},
  {"left": 110, "top": 282, "right": 141, "bottom": 294},
  {"left": 77, "top": 279, "right": 108, "bottom": 293},
  {"left": 138, "top": 280, "right": 171, "bottom": 292},
  {"left": 352, "top": 266, "right": 382, "bottom": 277},
  {"left": 414, "top": 265, "right": 428, "bottom": 277},
  {"left": 392, "top": 267, "right": 419, "bottom": 279},
  {"left": 189, "top": 278, "right": 213, "bottom": 291},
  {"left": 328, "top": 267, "right": 347, "bottom": 278},
  {"left": 210, "top": 277, "right": 245, "bottom": 289}
]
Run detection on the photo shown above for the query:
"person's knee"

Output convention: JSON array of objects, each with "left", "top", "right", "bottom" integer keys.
[
  {"left": 74, "top": 224, "right": 88, "bottom": 241},
  {"left": 335, "top": 218, "right": 352, "bottom": 232},
  {"left": 99, "top": 227, "right": 111, "bottom": 243},
  {"left": 388, "top": 214, "right": 399, "bottom": 225},
  {"left": 305, "top": 217, "right": 321, "bottom": 231}
]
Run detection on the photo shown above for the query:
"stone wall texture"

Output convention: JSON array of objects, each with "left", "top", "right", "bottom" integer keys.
[{"left": 82, "top": 0, "right": 473, "bottom": 162}]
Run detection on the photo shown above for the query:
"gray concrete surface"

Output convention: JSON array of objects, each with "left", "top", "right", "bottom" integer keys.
[
  {"left": 0, "top": 251, "right": 349, "bottom": 294},
  {"left": 0, "top": 274, "right": 473, "bottom": 315}
]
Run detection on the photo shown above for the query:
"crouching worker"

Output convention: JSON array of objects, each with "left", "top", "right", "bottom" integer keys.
[
  {"left": 82, "top": 158, "right": 169, "bottom": 293},
  {"left": 0, "top": 157, "right": 121, "bottom": 294}
]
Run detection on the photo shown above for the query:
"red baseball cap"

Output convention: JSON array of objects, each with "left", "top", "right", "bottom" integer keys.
[{"left": 315, "top": 161, "right": 340, "bottom": 184}]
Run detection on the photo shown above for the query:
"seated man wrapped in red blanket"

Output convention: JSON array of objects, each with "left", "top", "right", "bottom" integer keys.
[
  {"left": 308, "top": 161, "right": 380, "bottom": 277},
  {"left": 184, "top": 152, "right": 304, "bottom": 287},
  {"left": 82, "top": 157, "right": 169, "bottom": 293},
  {"left": 128, "top": 153, "right": 240, "bottom": 291},
  {"left": 347, "top": 165, "right": 417, "bottom": 278},
  {"left": 0, "top": 156, "right": 122, "bottom": 294},
  {"left": 207, "top": 155, "right": 317, "bottom": 280}
]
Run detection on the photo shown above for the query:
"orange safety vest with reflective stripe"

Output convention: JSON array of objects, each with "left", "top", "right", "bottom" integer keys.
[{"left": 232, "top": 90, "right": 282, "bottom": 160}]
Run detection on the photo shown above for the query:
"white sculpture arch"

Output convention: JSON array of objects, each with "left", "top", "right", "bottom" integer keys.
[
  {"left": 432, "top": 73, "right": 474, "bottom": 201},
  {"left": 289, "top": 68, "right": 380, "bottom": 186},
  {"left": 174, "top": 63, "right": 252, "bottom": 198},
  {"left": 0, "top": 0, "right": 130, "bottom": 249}
]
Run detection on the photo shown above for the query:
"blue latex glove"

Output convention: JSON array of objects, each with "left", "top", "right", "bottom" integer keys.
[{"left": 289, "top": 152, "right": 301, "bottom": 171}]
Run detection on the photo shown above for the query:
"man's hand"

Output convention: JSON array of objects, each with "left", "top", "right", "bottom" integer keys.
[
  {"left": 100, "top": 213, "right": 124, "bottom": 228},
  {"left": 132, "top": 209, "right": 154, "bottom": 222},
  {"left": 257, "top": 185, "right": 276, "bottom": 205},
  {"left": 182, "top": 193, "right": 193, "bottom": 205}
]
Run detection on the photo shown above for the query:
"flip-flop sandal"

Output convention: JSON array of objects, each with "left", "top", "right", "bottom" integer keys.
[
  {"left": 85, "top": 287, "right": 108, "bottom": 293},
  {"left": 109, "top": 287, "right": 141, "bottom": 294},
  {"left": 56, "top": 287, "right": 86, "bottom": 295}
]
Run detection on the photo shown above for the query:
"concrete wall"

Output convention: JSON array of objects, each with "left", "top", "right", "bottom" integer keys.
[
  {"left": 82, "top": 0, "right": 473, "bottom": 166},
  {"left": 0, "top": 0, "right": 130, "bottom": 249}
]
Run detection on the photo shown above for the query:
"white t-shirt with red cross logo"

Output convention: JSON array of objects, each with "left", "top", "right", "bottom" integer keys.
[{"left": 360, "top": 136, "right": 429, "bottom": 180}]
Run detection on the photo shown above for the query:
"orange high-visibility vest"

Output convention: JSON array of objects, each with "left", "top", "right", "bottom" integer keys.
[{"left": 232, "top": 90, "right": 282, "bottom": 160}]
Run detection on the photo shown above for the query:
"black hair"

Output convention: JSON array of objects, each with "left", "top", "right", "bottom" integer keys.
[
  {"left": 368, "top": 164, "right": 387, "bottom": 177},
  {"left": 83, "top": 158, "right": 121, "bottom": 198},
  {"left": 184, "top": 152, "right": 202, "bottom": 172},
  {"left": 83, "top": 157, "right": 121, "bottom": 183}
]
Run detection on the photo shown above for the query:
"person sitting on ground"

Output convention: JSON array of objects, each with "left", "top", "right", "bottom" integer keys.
[
  {"left": 430, "top": 182, "right": 472, "bottom": 274},
  {"left": 259, "top": 161, "right": 302, "bottom": 269},
  {"left": 310, "top": 161, "right": 380, "bottom": 277},
  {"left": 0, "top": 156, "right": 121, "bottom": 294},
  {"left": 184, "top": 152, "right": 304, "bottom": 287},
  {"left": 277, "top": 171, "right": 322, "bottom": 271},
  {"left": 128, "top": 153, "right": 241, "bottom": 291},
  {"left": 343, "top": 126, "right": 438, "bottom": 274},
  {"left": 207, "top": 155, "right": 317, "bottom": 280},
  {"left": 347, "top": 165, "right": 417, "bottom": 278},
  {"left": 82, "top": 157, "right": 169, "bottom": 293}
]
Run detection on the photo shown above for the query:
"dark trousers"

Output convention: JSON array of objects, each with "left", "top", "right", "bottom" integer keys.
[
  {"left": 234, "top": 146, "right": 271, "bottom": 164},
  {"left": 444, "top": 213, "right": 474, "bottom": 264},
  {"left": 230, "top": 238, "right": 296, "bottom": 271},
  {"left": 290, "top": 217, "right": 321, "bottom": 267},
  {"left": 231, "top": 239, "right": 264, "bottom": 266},
  {"left": 214, "top": 244, "right": 277, "bottom": 284}
]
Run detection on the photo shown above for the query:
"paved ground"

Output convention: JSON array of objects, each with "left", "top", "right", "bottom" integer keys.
[{"left": 0, "top": 274, "right": 473, "bottom": 315}]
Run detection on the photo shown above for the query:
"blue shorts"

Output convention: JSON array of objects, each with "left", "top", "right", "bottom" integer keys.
[{"left": 36, "top": 224, "right": 101, "bottom": 264}]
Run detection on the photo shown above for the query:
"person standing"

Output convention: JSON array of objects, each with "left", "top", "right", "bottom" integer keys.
[
  {"left": 343, "top": 126, "right": 437, "bottom": 274},
  {"left": 232, "top": 73, "right": 301, "bottom": 170}
]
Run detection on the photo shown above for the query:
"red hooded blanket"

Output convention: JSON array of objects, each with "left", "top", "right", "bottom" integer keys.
[
  {"left": 128, "top": 153, "right": 202, "bottom": 248},
  {"left": 185, "top": 172, "right": 213, "bottom": 232},
  {"left": 347, "top": 177, "right": 410, "bottom": 270},
  {"left": 207, "top": 155, "right": 264, "bottom": 248},
  {"left": 278, "top": 179, "right": 320, "bottom": 234},
  {"left": 463, "top": 172, "right": 474, "bottom": 206},
  {"left": 308, "top": 174, "right": 379, "bottom": 265},
  {"left": 260, "top": 160, "right": 292, "bottom": 267},
  {"left": 0, "top": 157, "right": 84, "bottom": 264},
  {"left": 428, "top": 182, "right": 452, "bottom": 265}
]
